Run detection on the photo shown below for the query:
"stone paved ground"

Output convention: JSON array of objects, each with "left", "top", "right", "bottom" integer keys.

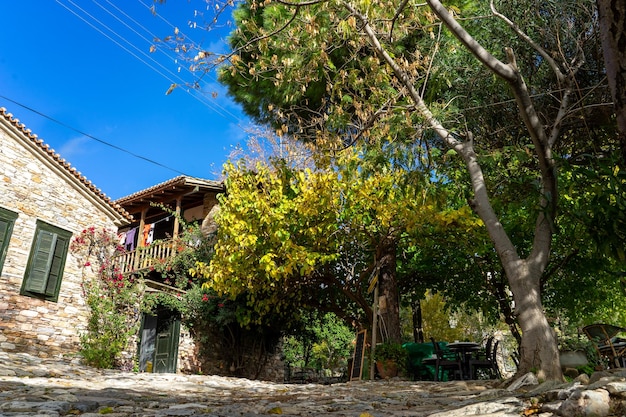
[
  {"left": 2, "top": 351, "right": 626, "bottom": 416},
  {"left": 0, "top": 352, "right": 526, "bottom": 416}
]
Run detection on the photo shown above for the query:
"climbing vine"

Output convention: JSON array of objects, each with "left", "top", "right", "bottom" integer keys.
[{"left": 70, "top": 227, "right": 143, "bottom": 369}]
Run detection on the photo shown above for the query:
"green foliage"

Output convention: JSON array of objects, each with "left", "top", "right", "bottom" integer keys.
[
  {"left": 576, "top": 364, "right": 596, "bottom": 377},
  {"left": 373, "top": 342, "right": 409, "bottom": 373},
  {"left": 137, "top": 216, "right": 283, "bottom": 341},
  {"left": 165, "top": 0, "right": 620, "bottom": 378},
  {"left": 70, "top": 227, "right": 142, "bottom": 369},
  {"left": 282, "top": 312, "right": 354, "bottom": 373},
  {"left": 181, "top": 284, "right": 238, "bottom": 330},
  {"left": 419, "top": 291, "right": 496, "bottom": 342},
  {"left": 555, "top": 321, "right": 603, "bottom": 368},
  {"left": 562, "top": 157, "right": 626, "bottom": 262},
  {"left": 139, "top": 217, "right": 217, "bottom": 317},
  {"left": 539, "top": 159, "right": 626, "bottom": 325}
]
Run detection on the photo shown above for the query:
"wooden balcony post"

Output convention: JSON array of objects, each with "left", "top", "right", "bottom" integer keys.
[
  {"left": 134, "top": 208, "right": 147, "bottom": 271},
  {"left": 173, "top": 196, "right": 182, "bottom": 239}
]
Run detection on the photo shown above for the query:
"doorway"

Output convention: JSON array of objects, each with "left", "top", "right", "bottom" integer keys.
[{"left": 138, "top": 307, "right": 181, "bottom": 373}]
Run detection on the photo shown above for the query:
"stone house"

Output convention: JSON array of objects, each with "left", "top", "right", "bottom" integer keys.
[
  {"left": 112, "top": 178, "right": 285, "bottom": 381},
  {"left": 112, "top": 176, "right": 224, "bottom": 374},
  {"left": 0, "top": 107, "right": 284, "bottom": 380},
  {"left": 0, "top": 107, "right": 131, "bottom": 357}
]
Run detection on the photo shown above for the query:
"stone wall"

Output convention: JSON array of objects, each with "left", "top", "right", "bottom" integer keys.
[
  {"left": 0, "top": 118, "right": 122, "bottom": 358},
  {"left": 178, "top": 327, "right": 286, "bottom": 382},
  {"left": 177, "top": 326, "right": 203, "bottom": 374}
]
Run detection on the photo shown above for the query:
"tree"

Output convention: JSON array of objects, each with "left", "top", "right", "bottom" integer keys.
[
  {"left": 159, "top": 0, "right": 615, "bottom": 380},
  {"left": 214, "top": 0, "right": 608, "bottom": 379},
  {"left": 283, "top": 311, "right": 354, "bottom": 374},
  {"left": 596, "top": 0, "right": 626, "bottom": 159},
  {"left": 194, "top": 144, "right": 479, "bottom": 343}
]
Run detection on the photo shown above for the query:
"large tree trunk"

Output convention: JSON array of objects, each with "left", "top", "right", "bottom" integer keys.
[
  {"left": 507, "top": 260, "right": 561, "bottom": 381},
  {"left": 354, "top": 0, "right": 566, "bottom": 380},
  {"left": 466, "top": 141, "right": 562, "bottom": 381},
  {"left": 596, "top": 0, "right": 626, "bottom": 161},
  {"left": 377, "top": 237, "right": 402, "bottom": 343}
]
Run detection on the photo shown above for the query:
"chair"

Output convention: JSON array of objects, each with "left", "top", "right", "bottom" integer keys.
[
  {"left": 473, "top": 336, "right": 494, "bottom": 362},
  {"left": 583, "top": 323, "right": 626, "bottom": 368},
  {"left": 427, "top": 338, "right": 463, "bottom": 381},
  {"left": 469, "top": 337, "right": 500, "bottom": 379}
]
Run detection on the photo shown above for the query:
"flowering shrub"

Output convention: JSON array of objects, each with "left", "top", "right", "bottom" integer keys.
[{"left": 70, "top": 227, "right": 143, "bottom": 369}]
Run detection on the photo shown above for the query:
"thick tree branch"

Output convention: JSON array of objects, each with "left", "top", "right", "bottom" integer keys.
[
  {"left": 344, "top": 2, "right": 462, "bottom": 152},
  {"left": 426, "top": 2, "right": 556, "bottom": 216},
  {"left": 344, "top": 0, "right": 521, "bottom": 268},
  {"left": 425, "top": 0, "right": 516, "bottom": 81}
]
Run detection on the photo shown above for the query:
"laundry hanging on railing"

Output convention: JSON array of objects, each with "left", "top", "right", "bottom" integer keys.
[
  {"left": 142, "top": 223, "right": 155, "bottom": 246},
  {"left": 117, "top": 231, "right": 126, "bottom": 246},
  {"left": 124, "top": 227, "right": 137, "bottom": 251},
  {"left": 119, "top": 215, "right": 173, "bottom": 251}
]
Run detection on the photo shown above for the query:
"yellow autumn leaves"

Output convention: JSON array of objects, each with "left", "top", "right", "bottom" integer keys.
[{"left": 191, "top": 147, "right": 482, "bottom": 323}]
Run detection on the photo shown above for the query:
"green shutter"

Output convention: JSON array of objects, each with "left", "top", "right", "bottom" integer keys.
[
  {"left": 0, "top": 208, "right": 18, "bottom": 273},
  {"left": 45, "top": 234, "right": 69, "bottom": 296},
  {"left": 25, "top": 230, "right": 57, "bottom": 294},
  {"left": 0, "top": 219, "right": 9, "bottom": 268},
  {"left": 22, "top": 221, "right": 72, "bottom": 301},
  {"left": 0, "top": 220, "right": 9, "bottom": 248}
]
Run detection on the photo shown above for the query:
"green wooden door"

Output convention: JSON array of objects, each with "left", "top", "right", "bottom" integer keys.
[
  {"left": 153, "top": 316, "right": 180, "bottom": 373},
  {"left": 138, "top": 310, "right": 180, "bottom": 373}
]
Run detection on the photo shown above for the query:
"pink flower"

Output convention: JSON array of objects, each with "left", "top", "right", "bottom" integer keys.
[
  {"left": 202, "top": 294, "right": 209, "bottom": 302},
  {"left": 84, "top": 261, "right": 91, "bottom": 267},
  {"left": 218, "top": 303, "right": 225, "bottom": 308}
]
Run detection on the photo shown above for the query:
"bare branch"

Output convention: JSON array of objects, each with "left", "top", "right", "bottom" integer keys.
[
  {"left": 232, "top": 5, "right": 301, "bottom": 55},
  {"left": 420, "top": 22, "right": 442, "bottom": 99},
  {"left": 388, "top": 0, "right": 412, "bottom": 42},
  {"left": 273, "top": 0, "right": 327, "bottom": 6},
  {"left": 490, "top": 0, "right": 565, "bottom": 83},
  {"left": 426, "top": 0, "right": 516, "bottom": 81}
]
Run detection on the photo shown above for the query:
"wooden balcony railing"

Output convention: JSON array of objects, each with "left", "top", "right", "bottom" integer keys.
[{"left": 113, "top": 239, "right": 179, "bottom": 275}]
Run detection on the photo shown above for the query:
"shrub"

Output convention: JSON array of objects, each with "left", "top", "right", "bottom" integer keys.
[
  {"left": 373, "top": 342, "right": 409, "bottom": 373},
  {"left": 71, "top": 227, "right": 142, "bottom": 369}
]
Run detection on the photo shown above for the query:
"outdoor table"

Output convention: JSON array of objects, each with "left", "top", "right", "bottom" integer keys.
[
  {"left": 599, "top": 342, "right": 626, "bottom": 368},
  {"left": 447, "top": 342, "right": 481, "bottom": 379}
]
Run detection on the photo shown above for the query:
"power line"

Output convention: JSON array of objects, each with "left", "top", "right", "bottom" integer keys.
[
  {"left": 56, "top": 0, "right": 245, "bottom": 124},
  {"left": 55, "top": 0, "right": 217, "bottom": 113},
  {"left": 133, "top": 0, "right": 246, "bottom": 121},
  {"left": 0, "top": 94, "right": 189, "bottom": 176}
]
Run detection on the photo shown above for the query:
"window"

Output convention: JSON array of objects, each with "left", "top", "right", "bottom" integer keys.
[
  {"left": 0, "top": 207, "right": 18, "bottom": 274},
  {"left": 21, "top": 221, "right": 72, "bottom": 302}
]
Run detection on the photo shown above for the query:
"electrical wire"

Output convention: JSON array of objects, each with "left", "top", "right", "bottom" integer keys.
[
  {"left": 0, "top": 94, "right": 189, "bottom": 176},
  {"left": 56, "top": 0, "right": 245, "bottom": 124},
  {"left": 104, "top": 0, "right": 245, "bottom": 123},
  {"left": 133, "top": 0, "right": 245, "bottom": 121}
]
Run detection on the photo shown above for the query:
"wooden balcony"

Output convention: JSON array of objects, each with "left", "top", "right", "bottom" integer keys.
[{"left": 113, "top": 239, "right": 178, "bottom": 275}]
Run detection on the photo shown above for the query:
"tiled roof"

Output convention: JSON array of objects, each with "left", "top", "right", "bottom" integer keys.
[
  {"left": 115, "top": 175, "right": 224, "bottom": 205},
  {"left": 0, "top": 107, "right": 132, "bottom": 224}
]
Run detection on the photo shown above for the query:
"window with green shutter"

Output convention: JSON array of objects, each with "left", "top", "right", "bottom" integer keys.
[
  {"left": 21, "top": 221, "right": 72, "bottom": 302},
  {"left": 0, "top": 207, "right": 18, "bottom": 274}
]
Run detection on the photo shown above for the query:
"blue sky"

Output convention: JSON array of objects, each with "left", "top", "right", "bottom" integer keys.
[{"left": 0, "top": 1, "right": 252, "bottom": 200}]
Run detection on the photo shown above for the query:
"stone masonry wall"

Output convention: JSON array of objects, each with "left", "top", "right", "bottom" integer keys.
[
  {"left": 178, "top": 326, "right": 285, "bottom": 382},
  {"left": 0, "top": 125, "right": 120, "bottom": 359}
]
